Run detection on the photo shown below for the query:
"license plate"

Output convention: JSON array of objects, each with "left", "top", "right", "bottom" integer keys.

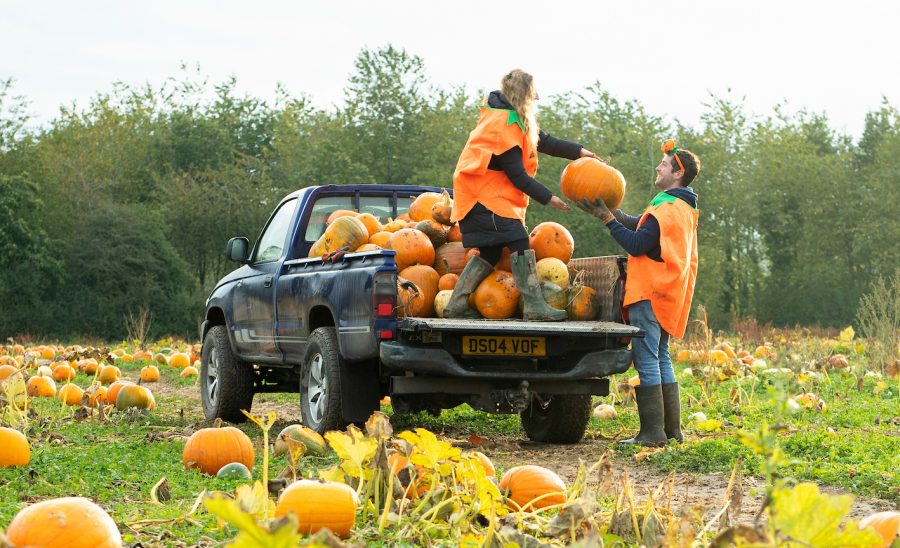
[{"left": 462, "top": 335, "right": 546, "bottom": 357}]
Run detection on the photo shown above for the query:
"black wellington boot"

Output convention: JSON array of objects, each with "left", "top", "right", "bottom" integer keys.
[
  {"left": 510, "top": 250, "right": 567, "bottom": 321},
  {"left": 661, "top": 382, "right": 684, "bottom": 442},
  {"left": 443, "top": 255, "right": 493, "bottom": 318},
  {"left": 619, "top": 384, "right": 668, "bottom": 447}
]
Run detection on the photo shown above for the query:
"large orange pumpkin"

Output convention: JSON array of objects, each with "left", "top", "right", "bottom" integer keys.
[
  {"left": 474, "top": 271, "right": 520, "bottom": 319},
  {"left": 529, "top": 222, "right": 575, "bottom": 263},
  {"left": 388, "top": 228, "right": 435, "bottom": 271},
  {"left": 58, "top": 383, "right": 84, "bottom": 406},
  {"left": 169, "top": 353, "right": 191, "bottom": 368},
  {"left": 499, "top": 465, "right": 567, "bottom": 510},
  {"left": 5, "top": 497, "right": 122, "bottom": 548},
  {"left": 368, "top": 231, "right": 393, "bottom": 247},
  {"left": 438, "top": 273, "right": 458, "bottom": 291},
  {"left": 77, "top": 358, "right": 100, "bottom": 374},
  {"left": 114, "top": 384, "right": 156, "bottom": 411},
  {"left": 397, "top": 278, "right": 430, "bottom": 318},
  {"left": 140, "top": 365, "right": 160, "bottom": 382},
  {"left": 183, "top": 422, "right": 255, "bottom": 476},
  {"left": 859, "top": 511, "right": 900, "bottom": 548},
  {"left": 26, "top": 375, "right": 57, "bottom": 398},
  {"left": 400, "top": 265, "right": 440, "bottom": 317},
  {"left": 560, "top": 157, "right": 626, "bottom": 210},
  {"left": 0, "top": 364, "right": 20, "bottom": 380},
  {"left": 0, "top": 426, "right": 30, "bottom": 467},
  {"left": 51, "top": 364, "right": 76, "bottom": 382},
  {"left": 98, "top": 365, "right": 121, "bottom": 384},
  {"left": 105, "top": 380, "right": 134, "bottom": 405},
  {"left": 309, "top": 216, "right": 369, "bottom": 258},
  {"left": 275, "top": 479, "right": 358, "bottom": 538},
  {"left": 408, "top": 192, "right": 444, "bottom": 222}
]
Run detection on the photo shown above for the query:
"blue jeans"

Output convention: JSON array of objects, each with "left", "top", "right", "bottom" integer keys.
[{"left": 628, "top": 299, "right": 676, "bottom": 387}]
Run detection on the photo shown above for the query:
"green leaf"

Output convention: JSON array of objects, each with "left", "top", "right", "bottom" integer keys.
[{"left": 769, "top": 483, "right": 883, "bottom": 547}]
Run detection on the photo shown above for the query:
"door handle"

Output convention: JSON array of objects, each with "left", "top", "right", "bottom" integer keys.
[{"left": 264, "top": 276, "right": 273, "bottom": 288}]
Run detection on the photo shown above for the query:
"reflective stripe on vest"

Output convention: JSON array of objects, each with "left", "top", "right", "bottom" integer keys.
[
  {"left": 451, "top": 107, "right": 538, "bottom": 223},
  {"left": 624, "top": 197, "right": 699, "bottom": 339}
]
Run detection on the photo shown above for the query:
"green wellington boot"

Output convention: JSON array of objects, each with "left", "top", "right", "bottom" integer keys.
[
  {"left": 661, "top": 382, "right": 684, "bottom": 442},
  {"left": 619, "top": 384, "right": 668, "bottom": 447},
  {"left": 511, "top": 250, "right": 567, "bottom": 321},
  {"left": 443, "top": 255, "right": 493, "bottom": 318}
]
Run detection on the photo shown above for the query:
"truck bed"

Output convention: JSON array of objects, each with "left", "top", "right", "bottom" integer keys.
[{"left": 398, "top": 317, "right": 640, "bottom": 337}]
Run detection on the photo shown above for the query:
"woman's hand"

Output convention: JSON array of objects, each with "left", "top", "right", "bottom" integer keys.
[
  {"left": 548, "top": 196, "right": 571, "bottom": 211},
  {"left": 579, "top": 148, "right": 598, "bottom": 159}
]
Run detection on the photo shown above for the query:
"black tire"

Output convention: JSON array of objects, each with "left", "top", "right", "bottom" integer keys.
[
  {"left": 300, "top": 327, "right": 345, "bottom": 434},
  {"left": 201, "top": 325, "right": 255, "bottom": 423},
  {"left": 519, "top": 394, "right": 591, "bottom": 444}
]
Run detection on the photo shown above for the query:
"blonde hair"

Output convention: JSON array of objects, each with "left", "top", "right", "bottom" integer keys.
[{"left": 500, "top": 69, "right": 539, "bottom": 147}]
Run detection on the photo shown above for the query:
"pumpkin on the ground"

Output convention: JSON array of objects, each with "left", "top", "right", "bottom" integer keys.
[
  {"left": 309, "top": 215, "right": 369, "bottom": 258},
  {"left": 859, "top": 511, "right": 900, "bottom": 548},
  {"left": 98, "top": 365, "right": 121, "bottom": 384},
  {"left": 51, "top": 364, "right": 76, "bottom": 382},
  {"left": 217, "top": 462, "right": 253, "bottom": 480},
  {"left": 115, "top": 384, "right": 156, "bottom": 411},
  {"left": 26, "top": 375, "right": 57, "bottom": 398},
  {"left": 0, "top": 364, "right": 21, "bottom": 380},
  {"left": 5, "top": 497, "right": 122, "bottom": 548},
  {"left": 499, "top": 465, "right": 567, "bottom": 510},
  {"left": 275, "top": 479, "right": 358, "bottom": 538},
  {"left": 471, "top": 451, "right": 496, "bottom": 477},
  {"left": 180, "top": 366, "right": 199, "bottom": 378},
  {"left": 58, "top": 383, "right": 84, "bottom": 406},
  {"left": 183, "top": 421, "right": 255, "bottom": 476},
  {"left": 529, "top": 222, "right": 575, "bottom": 263},
  {"left": 140, "top": 365, "right": 160, "bottom": 382},
  {"left": 0, "top": 427, "right": 30, "bottom": 467},
  {"left": 105, "top": 380, "right": 135, "bottom": 405},
  {"left": 474, "top": 271, "right": 520, "bottom": 319},
  {"left": 388, "top": 228, "right": 435, "bottom": 271},
  {"left": 86, "top": 384, "right": 108, "bottom": 408},
  {"left": 274, "top": 424, "right": 328, "bottom": 457},
  {"left": 169, "top": 353, "right": 191, "bottom": 368},
  {"left": 560, "top": 157, "right": 626, "bottom": 210}
]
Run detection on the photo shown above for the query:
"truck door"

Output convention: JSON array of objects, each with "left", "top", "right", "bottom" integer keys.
[{"left": 231, "top": 198, "right": 298, "bottom": 360}]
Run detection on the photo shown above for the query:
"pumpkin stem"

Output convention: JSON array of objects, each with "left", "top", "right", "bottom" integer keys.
[{"left": 213, "top": 417, "right": 222, "bottom": 429}]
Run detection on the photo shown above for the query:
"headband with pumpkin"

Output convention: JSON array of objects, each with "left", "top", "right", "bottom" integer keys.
[{"left": 661, "top": 139, "right": 685, "bottom": 173}]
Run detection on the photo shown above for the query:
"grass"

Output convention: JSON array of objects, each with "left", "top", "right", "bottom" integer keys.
[{"left": 1, "top": 335, "right": 898, "bottom": 545}]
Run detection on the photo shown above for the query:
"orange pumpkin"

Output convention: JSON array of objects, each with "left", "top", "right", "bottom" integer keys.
[
  {"left": 275, "top": 479, "right": 358, "bottom": 538},
  {"left": 494, "top": 247, "right": 512, "bottom": 272},
  {"left": 98, "top": 365, "right": 121, "bottom": 384},
  {"left": 309, "top": 216, "right": 369, "bottom": 258},
  {"left": 529, "top": 222, "right": 575, "bottom": 263},
  {"left": 438, "top": 273, "right": 458, "bottom": 291},
  {"left": 397, "top": 278, "right": 431, "bottom": 318},
  {"left": 474, "top": 271, "right": 520, "bottom": 319},
  {"left": 183, "top": 422, "right": 255, "bottom": 476},
  {"left": 26, "top": 376, "right": 57, "bottom": 398},
  {"left": 434, "top": 243, "right": 469, "bottom": 276},
  {"left": 388, "top": 228, "right": 435, "bottom": 271},
  {"left": 77, "top": 358, "right": 100, "bottom": 374},
  {"left": 180, "top": 366, "right": 199, "bottom": 378},
  {"left": 472, "top": 451, "right": 496, "bottom": 477},
  {"left": 400, "top": 265, "right": 440, "bottom": 317},
  {"left": 560, "top": 157, "right": 626, "bottom": 210},
  {"left": 86, "top": 384, "right": 108, "bottom": 408},
  {"left": 51, "top": 364, "right": 76, "bottom": 382},
  {"left": 140, "top": 365, "right": 160, "bottom": 382},
  {"left": 169, "top": 353, "right": 191, "bottom": 368},
  {"left": 58, "top": 383, "right": 84, "bottom": 406},
  {"left": 431, "top": 189, "right": 453, "bottom": 225},
  {"left": 115, "top": 384, "right": 156, "bottom": 411},
  {"left": 355, "top": 243, "right": 382, "bottom": 252},
  {"left": 368, "top": 231, "right": 393, "bottom": 247},
  {"left": 381, "top": 218, "right": 408, "bottom": 233},
  {"left": 408, "top": 192, "right": 444, "bottom": 222},
  {"left": 105, "top": 380, "right": 135, "bottom": 405},
  {"left": 0, "top": 426, "right": 30, "bottom": 467},
  {"left": 5, "top": 497, "right": 122, "bottom": 548},
  {"left": 326, "top": 209, "right": 358, "bottom": 225},
  {"left": 567, "top": 285, "right": 599, "bottom": 320},
  {"left": 0, "top": 364, "right": 21, "bottom": 380},
  {"left": 355, "top": 212, "right": 383, "bottom": 237},
  {"left": 447, "top": 224, "right": 462, "bottom": 242},
  {"left": 499, "top": 465, "right": 567, "bottom": 510},
  {"left": 859, "top": 511, "right": 900, "bottom": 548}
]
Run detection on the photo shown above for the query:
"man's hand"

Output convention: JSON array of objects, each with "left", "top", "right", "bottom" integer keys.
[
  {"left": 576, "top": 198, "right": 615, "bottom": 224},
  {"left": 548, "top": 196, "right": 571, "bottom": 211}
]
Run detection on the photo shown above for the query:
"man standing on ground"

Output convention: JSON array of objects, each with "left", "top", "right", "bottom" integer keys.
[{"left": 577, "top": 139, "right": 701, "bottom": 446}]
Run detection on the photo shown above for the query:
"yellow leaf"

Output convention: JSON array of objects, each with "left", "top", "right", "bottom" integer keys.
[
  {"left": 838, "top": 326, "right": 855, "bottom": 342},
  {"left": 204, "top": 494, "right": 301, "bottom": 548},
  {"left": 317, "top": 465, "right": 347, "bottom": 484},
  {"left": 234, "top": 481, "right": 276, "bottom": 520},
  {"left": 873, "top": 381, "right": 888, "bottom": 394},
  {"left": 694, "top": 419, "right": 724, "bottom": 432},
  {"left": 324, "top": 425, "right": 377, "bottom": 479},
  {"left": 770, "top": 483, "right": 881, "bottom": 547},
  {"left": 397, "top": 428, "right": 461, "bottom": 470}
]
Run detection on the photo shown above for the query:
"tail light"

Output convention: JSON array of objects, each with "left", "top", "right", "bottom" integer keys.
[{"left": 373, "top": 270, "right": 397, "bottom": 319}]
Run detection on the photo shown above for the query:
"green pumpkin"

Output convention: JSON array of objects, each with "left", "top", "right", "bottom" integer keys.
[
  {"left": 273, "top": 424, "right": 328, "bottom": 457},
  {"left": 216, "top": 462, "right": 253, "bottom": 480}
]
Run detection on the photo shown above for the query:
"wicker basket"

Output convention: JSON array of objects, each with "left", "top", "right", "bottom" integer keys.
[{"left": 567, "top": 256, "right": 627, "bottom": 322}]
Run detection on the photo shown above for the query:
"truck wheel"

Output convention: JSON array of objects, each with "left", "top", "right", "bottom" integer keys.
[
  {"left": 300, "top": 327, "right": 345, "bottom": 434},
  {"left": 520, "top": 394, "right": 591, "bottom": 444},
  {"left": 201, "top": 325, "right": 255, "bottom": 423}
]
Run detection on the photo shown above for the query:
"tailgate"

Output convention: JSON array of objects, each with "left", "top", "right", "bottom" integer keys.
[{"left": 397, "top": 317, "right": 639, "bottom": 337}]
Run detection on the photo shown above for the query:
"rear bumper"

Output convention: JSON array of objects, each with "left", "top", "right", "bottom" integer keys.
[{"left": 379, "top": 342, "right": 632, "bottom": 380}]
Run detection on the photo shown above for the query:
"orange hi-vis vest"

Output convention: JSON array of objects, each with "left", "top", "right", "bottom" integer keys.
[
  {"left": 624, "top": 193, "right": 699, "bottom": 339},
  {"left": 451, "top": 107, "right": 538, "bottom": 223}
]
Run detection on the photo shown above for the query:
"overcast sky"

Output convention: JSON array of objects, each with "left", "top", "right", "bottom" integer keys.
[{"left": 2, "top": 0, "right": 897, "bottom": 139}]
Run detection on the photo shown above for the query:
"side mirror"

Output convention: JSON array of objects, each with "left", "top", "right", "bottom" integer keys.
[{"left": 226, "top": 237, "right": 250, "bottom": 263}]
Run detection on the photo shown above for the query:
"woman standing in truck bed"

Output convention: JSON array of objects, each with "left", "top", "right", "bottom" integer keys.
[{"left": 445, "top": 69, "right": 598, "bottom": 321}]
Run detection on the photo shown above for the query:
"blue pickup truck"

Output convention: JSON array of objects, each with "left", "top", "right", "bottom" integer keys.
[{"left": 199, "top": 184, "right": 640, "bottom": 443}]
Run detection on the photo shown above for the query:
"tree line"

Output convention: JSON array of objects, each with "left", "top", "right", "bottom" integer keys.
[{"left": 1, "top": 45, "right": 897, "bottom": 340}]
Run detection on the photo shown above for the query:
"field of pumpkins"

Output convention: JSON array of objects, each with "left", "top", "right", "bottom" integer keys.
[
  {"left": 308, "top": 188, "right": 603, "bottom": 321},
  {"left": 0, "top": 325, "right": 898, "bottom": 546}
]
